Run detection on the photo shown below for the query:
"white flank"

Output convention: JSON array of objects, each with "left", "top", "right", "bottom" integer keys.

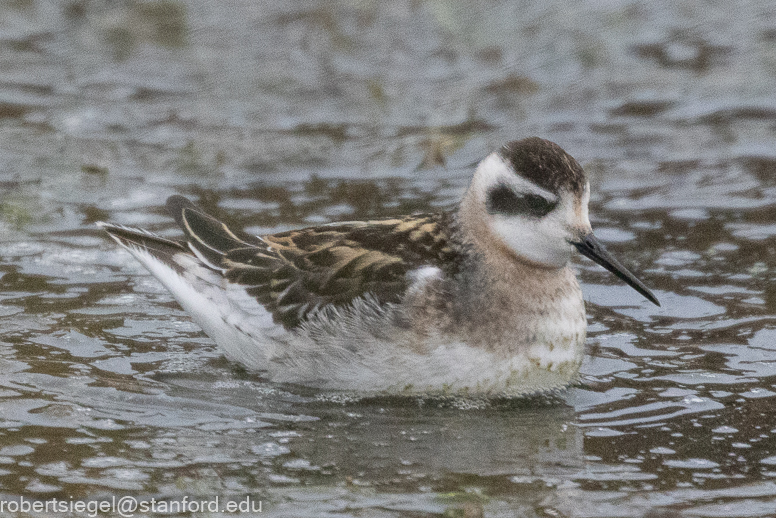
[{"left": 114, "top": 241, "right": 283, "bottom": 370}]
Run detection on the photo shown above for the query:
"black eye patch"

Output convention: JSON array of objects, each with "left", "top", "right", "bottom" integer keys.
[{"left": 486, "top": 184, "right": 557, "bottom": 218}]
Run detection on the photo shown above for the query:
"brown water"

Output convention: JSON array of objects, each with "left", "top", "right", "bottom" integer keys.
[{"left": 1, "top": 1, "right": 776, "bottom": 516}]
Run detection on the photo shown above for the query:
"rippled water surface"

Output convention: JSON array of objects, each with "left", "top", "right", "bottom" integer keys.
[{"left": 2, "top": 1, "right": 776, "bottom": 516}]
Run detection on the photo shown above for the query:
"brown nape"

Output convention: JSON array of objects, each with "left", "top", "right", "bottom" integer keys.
[{"left": 498, "top": 137, "right": 587, "bottom": 196}]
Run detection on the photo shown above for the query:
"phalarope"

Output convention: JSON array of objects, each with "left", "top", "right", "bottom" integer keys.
[{"left": 98, "top": 137, "right": 659, "bottom": 395}]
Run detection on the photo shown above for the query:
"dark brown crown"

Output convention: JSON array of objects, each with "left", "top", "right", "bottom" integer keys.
[{"left": 498, "top": 137, "right": 587, "bottom": 196}]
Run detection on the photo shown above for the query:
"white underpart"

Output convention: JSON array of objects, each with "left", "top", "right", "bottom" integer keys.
[
  {"left": 114, "top": 240, "right": 583, "bottom": 395},
  {"left": 281, "top": 297, "right": 584, "bottom": 394},
  {"left": 526, "top": 283, "right": 586, "bottom": 371},
  {"left": 292, "top": 263, "right": 586, "bottom": 393}
]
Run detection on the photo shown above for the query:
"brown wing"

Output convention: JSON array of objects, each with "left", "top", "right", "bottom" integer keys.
[{"left": 166, "top": 195, "right": 462, "bottom": 329}]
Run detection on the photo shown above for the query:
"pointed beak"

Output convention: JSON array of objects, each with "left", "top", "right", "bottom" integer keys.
[{"left": 571, "top": 233, "right": 660, "bottom": 306}]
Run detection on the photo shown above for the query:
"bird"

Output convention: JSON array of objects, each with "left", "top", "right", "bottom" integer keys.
[{"left": 98, "top": 137, "right": 659, "bottom": 396}]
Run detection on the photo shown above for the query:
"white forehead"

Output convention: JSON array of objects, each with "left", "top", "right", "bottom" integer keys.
[
  {"left": 580, "top": 182, "right": 590, "bottom": 215},
  {"left": 473, "top": 153, "right": 558, "bottom": 202}
]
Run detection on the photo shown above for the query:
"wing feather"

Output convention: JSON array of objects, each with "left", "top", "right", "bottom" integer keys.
[{"left": 164, "top": 196, "right": 462, "bottom": 329}]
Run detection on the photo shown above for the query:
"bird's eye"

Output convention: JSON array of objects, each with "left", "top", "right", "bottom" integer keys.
[{"left": 486, "top": 185, "right": 557, "bottom": 218}]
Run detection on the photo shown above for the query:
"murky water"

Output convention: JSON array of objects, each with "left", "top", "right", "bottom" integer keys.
[{"left": 1, "top": 1, "right": 776, "bottom": 516}]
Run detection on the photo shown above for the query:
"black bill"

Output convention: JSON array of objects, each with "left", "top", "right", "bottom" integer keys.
[{"left": 572, "top": 233, "right": 660, "bottom": 306}]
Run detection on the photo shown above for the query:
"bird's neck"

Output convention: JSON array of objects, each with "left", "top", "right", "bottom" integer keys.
[{"left": 452, "top": 204, "right": 585, "bottom": 352}]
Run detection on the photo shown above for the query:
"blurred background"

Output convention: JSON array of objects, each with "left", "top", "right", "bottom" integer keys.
[{"left": 1, "top": 1, "right": 776, "bottom": 516}]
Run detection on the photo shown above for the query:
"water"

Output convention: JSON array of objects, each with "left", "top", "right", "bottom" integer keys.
[{"left": 1, "top": 0, "right": 776, "bottom": 516}]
